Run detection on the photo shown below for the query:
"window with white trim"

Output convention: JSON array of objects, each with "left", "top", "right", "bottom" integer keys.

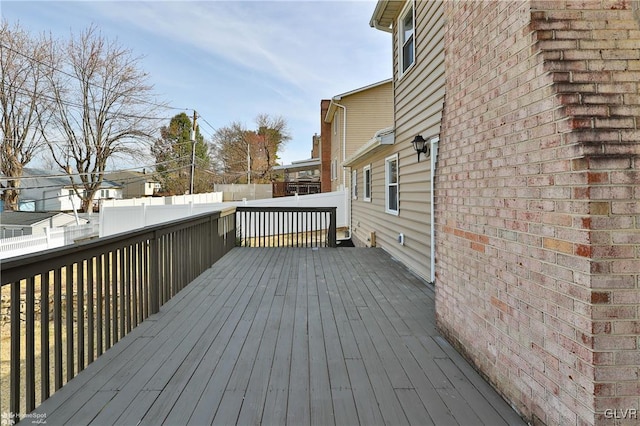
[
  {"left": 333, "top": 112, "right": 338, "bottom": 135},
  {"left": 331, "top": 158, "right": 337, "bottom": 181},
  {"left": 352, "top": 169, "right": 357, "bottom": 200},
  {"left": 363, "top": 164, "right": 371, "bottom": 202},
  {"left": 399, "top": 2, "right": 415, "bottom": 75},
  {"left": 385, "top": 154, "right": 399, "bottom": 215}
]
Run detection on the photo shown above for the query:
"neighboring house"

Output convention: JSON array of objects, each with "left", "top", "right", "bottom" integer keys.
[
  {"left": 105, "top": 170, "right": 161, "bottom": 198},
  {"left": 0, "top": 211, "right": 87, "bottom": 238},
  {"left": 371, "top": 1, "right": 640, "bottom": 425},
  {"left": 276, "top": 158, "right": 321, "bottom": 183},
  {"left": 322, "top": 79, "right": 393, "bottom": 192},
  {"left": 273, "top": 134, "right": 322, "bottom": 197},
  {"left": 10, "top": 168, "right": 123, "bottom": 212}
]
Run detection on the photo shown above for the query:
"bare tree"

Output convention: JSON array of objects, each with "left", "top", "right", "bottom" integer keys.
[
  {"left": 212, "top": 121, "right": 253, "bottom": 184},
  {"left": 255, "top": 114, "right": 290, "bottom": 181},
  {"left": 0, "top": 21, "right": 54, "bottom": 210},
  {"left": 44, "top": 25, "right": 161, "bottom": 212},
  {"left": 212, "top": 115, "right": 289, "bottom": 184}
]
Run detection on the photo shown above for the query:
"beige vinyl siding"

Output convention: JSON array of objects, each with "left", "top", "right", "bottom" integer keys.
[
  {"left": 350, "top": 146, "right": 432, "bottom": 280},
  {"left": 351, "top": 0, "right": 444, "bottom": 282},
  {"left": 329, "top": 112, "right": 341, "bottom": 192},
  {"left": 342, "top": 83, "right": 393, "bottom": 160},
  {"left": 328, "top": 82, "right": 393, "bottom": 191}
]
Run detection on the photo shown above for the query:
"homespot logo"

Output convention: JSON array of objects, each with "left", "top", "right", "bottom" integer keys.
[{"left": 604, "top": 408, "right": 637, "bottom": 420}]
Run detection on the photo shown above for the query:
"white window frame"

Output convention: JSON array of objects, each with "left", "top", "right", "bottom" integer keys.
[
  {"left": 352, "top": 169, "right": 357, "bottom": 200},
  {"left": 398, "top": 1, "right": 415, "bottom": 77},
  {"left": 363, "top": 164, "right": 372, "bottom": 202},
  {"left": 331, "top": 158, "right": 337, "bottom": 181},
  {"left": 333, "top": 112, "right": 338, "bottom": 135},
  {"left": 385, "top": 154, "right": 399, "bottom": 215}
]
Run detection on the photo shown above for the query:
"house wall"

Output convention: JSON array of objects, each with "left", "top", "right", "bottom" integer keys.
[
  {"left": 327, "top": 82, "right": 393, "bottom": 192},
  {"left": 49, "top": 213, "right": 82, "bottom": 229},
  {"left": 437, "top": 1, "right": 640, "bottom": 425},
  {"left": 106, "top": 171, "right": 158, "bottom": 198},
  {"left": 350, "top": 0, "right": 444, "bottom": 282},
  {"left": 329, "top": 106, "right": 342, "bottom": 192},
  {"left": 42, "top": 189, "right": 73, "bottom": 212}
]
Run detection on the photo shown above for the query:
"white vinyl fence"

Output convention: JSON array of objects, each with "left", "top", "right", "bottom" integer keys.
[
  {"left": 100, "top": 192, "right": 223, "bottom": 208},
  {"left": 214, "top": 184, "right": 272, "bottom": 201},
  {"left": 0, "top": 223, "right": 99, "bottom": 259},
  {"left": 100, "top": 190, "right": 349, "bottom": 238}
]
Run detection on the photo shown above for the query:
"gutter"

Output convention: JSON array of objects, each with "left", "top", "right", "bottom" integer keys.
[
  {"left": 370, "top": 19, "right": 393, "bottom": 33},
  {"left": 343, "top": 126, "right": 395, "bottom": 167},
  {"left": 369, "top": 0, "right": 393, "bottom": 33}
]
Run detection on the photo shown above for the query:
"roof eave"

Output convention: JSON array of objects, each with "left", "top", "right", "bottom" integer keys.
[
  {"left": 343, "top": 127, "right": 395, "bottom": 167},
  {"left": 369, "top": 0, "right": 399, "bottom": 32}
]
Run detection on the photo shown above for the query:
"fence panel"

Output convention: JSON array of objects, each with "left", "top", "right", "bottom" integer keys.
[{"left": 0, "top": 224, "right": 99, "bottom": 260}]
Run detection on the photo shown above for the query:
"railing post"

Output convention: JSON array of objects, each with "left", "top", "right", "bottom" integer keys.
[
  {"left": 329, "top": 207, "right": 337, "bottom": 247},
  {"left": 10, "top": 280, "right": 20, "bottom": 423},
  {"left": 26, "top": 276, "right": 36, "bottom": 412},
  {"left": 149, "top": 232, "right": 160, "bottom": 314}
]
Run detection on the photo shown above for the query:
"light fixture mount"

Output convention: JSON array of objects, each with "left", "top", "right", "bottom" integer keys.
[{"left": 411, "top": 135, "right": 430, "bottom": 162}]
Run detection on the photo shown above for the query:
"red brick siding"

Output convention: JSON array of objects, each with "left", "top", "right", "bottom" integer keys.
[
  {"left": 437, "top": 1, "right": 639, "bottom": 425},
  {"left": 320, "top": 100, "right": 332, "bottom": 192}
]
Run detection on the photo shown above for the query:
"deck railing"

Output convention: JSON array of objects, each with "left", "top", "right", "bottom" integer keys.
[
  {"left": 235, "top": 206, "right": 337, "bottom": 248},
  {"left": 0, "top": 209, "right": 235, "bottom": 423}
]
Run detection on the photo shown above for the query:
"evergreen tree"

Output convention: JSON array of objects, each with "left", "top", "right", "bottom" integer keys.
[{"left": 153, "top": 112, "right": 210, "bottom": 194}]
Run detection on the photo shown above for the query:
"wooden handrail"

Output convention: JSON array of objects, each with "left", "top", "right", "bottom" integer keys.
[
  {"left": 235, "top": 206, "right": 337, "bottom": 248},
  {"left": 0, "top": 209, "right": 236, "bottom": 421}
]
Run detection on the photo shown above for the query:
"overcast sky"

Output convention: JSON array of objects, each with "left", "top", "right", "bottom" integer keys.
[{"left": 1, "top": 0, "right": 392, "bottom": 169}]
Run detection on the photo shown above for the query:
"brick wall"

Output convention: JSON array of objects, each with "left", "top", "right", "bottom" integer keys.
[
  {"left": 320, "top": 100, "right": 332, "bottom": 192},
  {"left": 437, "top": 1, "right": 639, "bottom": 425}
]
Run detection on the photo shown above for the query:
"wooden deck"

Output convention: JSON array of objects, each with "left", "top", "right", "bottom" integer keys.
[{"left": 29, "top": 247, "right": 525, "bottom": 425}]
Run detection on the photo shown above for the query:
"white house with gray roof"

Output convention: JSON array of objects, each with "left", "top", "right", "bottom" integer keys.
[{"left": 3, "top": 168, "right": 122, "bottom": 212}]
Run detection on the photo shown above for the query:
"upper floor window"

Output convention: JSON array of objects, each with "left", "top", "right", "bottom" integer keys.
[
  {"left": 385, "top": 154, "right": 399, "bottom": 215},
  {"left": 399, "top": 2, "right": 415, "bottom": 75}
]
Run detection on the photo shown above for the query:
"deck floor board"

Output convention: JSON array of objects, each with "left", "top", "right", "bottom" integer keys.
[{"left": 29, "top": 247, "right": 525, "bottom": 425}]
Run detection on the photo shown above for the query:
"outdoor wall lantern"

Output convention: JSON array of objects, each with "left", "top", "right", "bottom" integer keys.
[{"left": 411, "top": 134, "right": 430, "bottom": 162}]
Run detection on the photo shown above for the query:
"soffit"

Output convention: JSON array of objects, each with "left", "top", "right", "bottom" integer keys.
[{"left": 370, "top": 0, "right": 404, "bottom": 30}]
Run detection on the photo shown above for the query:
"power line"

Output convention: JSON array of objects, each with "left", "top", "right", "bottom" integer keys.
[
  {"left": 1, "top": 163, "right": 200, "bottom": 193},
  {"left": 0, "top": 40, "right": 189, "bottom": 112}
]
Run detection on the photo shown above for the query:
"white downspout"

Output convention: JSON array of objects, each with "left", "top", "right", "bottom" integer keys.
[
  {"left": 333, "top": 101, "right": 349, "bottom": 238},
  {"left": 332, "top": 100, "right": 347, "bottom": 189},
  {"left": 430, "top": 137, "right": 439, "bottom": 283}
]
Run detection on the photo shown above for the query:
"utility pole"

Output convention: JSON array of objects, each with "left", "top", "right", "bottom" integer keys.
[
  {"left": 247, "top": 142, "right": 251, "bottom": 185},
  {"left": 190, "top": 110, "right": 197, "bottom": 195}
]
